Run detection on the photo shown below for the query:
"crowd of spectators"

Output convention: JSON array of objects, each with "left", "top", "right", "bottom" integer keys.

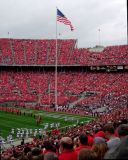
[
  {"left": 0, "top": 71, "right": 128, "bottom": 110},
  {"left": 0, "top": 38, "right": 128, "bottom": 159},
  {"left": 1, "top": 106, "right": 128, "bottom": 160},
  {"left": 0, "top": 38, "right": 128, "bottom": 65},
  {"left": 0, "top": 39, "right": 76, "bottom": 65}
]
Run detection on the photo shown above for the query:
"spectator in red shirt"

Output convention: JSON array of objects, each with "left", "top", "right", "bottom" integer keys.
[
  {"left": 95, "top": 131, "right": 105, "bottom": 139},
  {"left": 75, "top": 134, "right": 91, "bottom": 154},
  {"left": 86, "top": 131, "right": 94, "bottom": 146},
  {"left": 59, "top": 137, "right": 77, "bottom": 160}
]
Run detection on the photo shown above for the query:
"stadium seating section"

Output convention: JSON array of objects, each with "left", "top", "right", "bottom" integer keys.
[
  {"left": 0, "top": 71, "right": 127, "bottom": 108},
  {"left": 0, "top": 38, "right": 128, "bottom": 65},
  {"left": 0, "top": 38, "right": 128, "bottom": 108}
]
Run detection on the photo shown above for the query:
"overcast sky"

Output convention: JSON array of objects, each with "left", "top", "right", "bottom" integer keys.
[{"left": 0, "top": 0, "right": 127, "bottom": 48}]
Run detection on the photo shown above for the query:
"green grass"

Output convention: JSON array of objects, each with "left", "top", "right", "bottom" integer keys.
[{"left": 0, "top": 108, "right": 94, "bottom": 138}]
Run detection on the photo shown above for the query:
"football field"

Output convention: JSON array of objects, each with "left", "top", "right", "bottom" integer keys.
[{"left": 0, "top": 108, "right": 94, "bottom": 138}]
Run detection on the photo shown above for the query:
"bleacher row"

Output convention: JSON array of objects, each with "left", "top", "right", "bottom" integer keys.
[
  {"left": 0, "top": 38, "right": 128, "bottom": 65},
  {"left": 0, "top": 71, "right": 128, "bottom": 107}
]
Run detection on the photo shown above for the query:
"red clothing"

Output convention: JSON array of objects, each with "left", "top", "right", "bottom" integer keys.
[
  {"left": 114, "top": 128, "right": 119, "bottom": 137},
  {"left": 75, "top": 145, "right": 91, "bottom": 154},
  {"left": 88, "top": 135, "right": 94, "bottom": 146},
  {"left": 95, "top": 131, "right": 105, "bottom": 138},
  {"left": 59, "top": 150, "right": 77, "bottom": 160}
]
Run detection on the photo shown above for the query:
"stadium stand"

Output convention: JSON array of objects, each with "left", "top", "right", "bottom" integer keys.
[
  {"left": 0, "top": 38, "right": 128, "bottom": 65},
  {"left": 0, "top": 71, "right": 127, "bottom": 111},
  {"left": 0, "top": 39, "right": 76, "bottom": 65},
  {"left": 0, "top": 38, "right": 128, "bottom": 159}
]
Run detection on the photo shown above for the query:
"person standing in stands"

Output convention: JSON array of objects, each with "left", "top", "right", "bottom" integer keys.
[
  {"left": 103, "top": 123, "right": 120, "bottom": 150},
  {"left": 104, "top": 124, "right": 128, "bottom": 159},
  {"left": 59, "top": 137, "right": 77, "bottom": 160},
  {"left": 75, "top": 134, "right": 91, "bottom": 154}
]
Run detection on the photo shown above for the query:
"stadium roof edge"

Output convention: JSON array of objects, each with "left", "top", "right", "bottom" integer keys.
[{"left": 0, "top": 38, "right": 77, "bottom": 41}]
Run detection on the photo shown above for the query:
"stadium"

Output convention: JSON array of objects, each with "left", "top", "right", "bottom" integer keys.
[{"left": 0, "top": 1, "right": 128, "bottom": 160}]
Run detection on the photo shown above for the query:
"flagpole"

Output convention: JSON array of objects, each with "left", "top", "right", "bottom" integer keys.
[
  {"left": 55, "top": 7, "right": 58, "bottom": 108},
  {"left": 55, "top": 8, "right": 74, "bottom": 108}
]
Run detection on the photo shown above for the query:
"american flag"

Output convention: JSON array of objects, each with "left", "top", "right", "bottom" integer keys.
[{"left": 57, "top": 9, "right": 74, "bottom": 31}]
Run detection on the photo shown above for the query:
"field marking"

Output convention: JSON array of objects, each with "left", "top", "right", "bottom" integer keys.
[{"left": 0, "top": 110, "right": 94, "bottom": 138}]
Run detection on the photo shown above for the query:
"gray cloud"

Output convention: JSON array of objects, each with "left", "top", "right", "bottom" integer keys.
[{"left": 0, "top": 0, "right": 127, "bottom": 47}]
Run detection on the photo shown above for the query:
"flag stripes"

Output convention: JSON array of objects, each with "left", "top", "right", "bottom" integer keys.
[{"left": 57, "top": 9, "right": 74, "bottom": 31}]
